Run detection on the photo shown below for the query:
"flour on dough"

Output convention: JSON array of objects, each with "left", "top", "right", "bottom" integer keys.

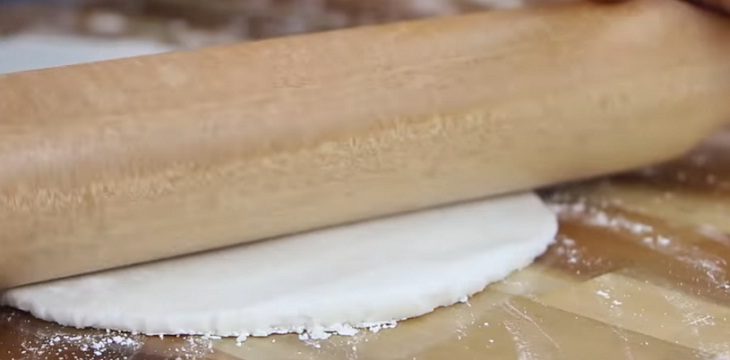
[{"left": 1, "top": 193, "right": 556, "bottom": 337}]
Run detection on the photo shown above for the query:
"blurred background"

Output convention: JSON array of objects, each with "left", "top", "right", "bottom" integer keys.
[
  {"left": 0, "top": 0, "right": 574, "bottom": 74},
  {"left": 0, "top": 0, "right": 565, "bottom": 54}
]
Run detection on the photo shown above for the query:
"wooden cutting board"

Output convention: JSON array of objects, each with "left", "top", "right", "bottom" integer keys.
[{"left": 2, "top": 130, "right": 729, "bottom": 359}]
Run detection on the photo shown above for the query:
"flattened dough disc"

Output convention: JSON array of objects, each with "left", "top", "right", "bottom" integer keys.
[{"left": 1, "top": 193, "right": 557, "bottom": 336}]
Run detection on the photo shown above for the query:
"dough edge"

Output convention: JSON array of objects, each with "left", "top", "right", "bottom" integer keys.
[{"left": 1, "top": 192, "right": 557, "bottom": 338}]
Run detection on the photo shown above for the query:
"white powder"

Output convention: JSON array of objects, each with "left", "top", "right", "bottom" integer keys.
[
  {"left": 14, "top": 331, "right": 142, "bottom": 360},
  {"left": 0, "top": 34, "right": 176, "bottom": 75},
  {"left": 553, "top": 236, "right": 581, "bottom": 265},
  {"left": 550, "top": 199, "right": 653, "bottom": 236},
  {"left": 364, "top": 320, "right": 399, "bottom": 333},
  {"left": 551, "top": 196, "right": 730, "bottom": 291}
]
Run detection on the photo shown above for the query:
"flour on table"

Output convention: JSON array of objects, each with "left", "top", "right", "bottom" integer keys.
[{"left": 2, "top": 193, "right": 557, "bottom": 338}]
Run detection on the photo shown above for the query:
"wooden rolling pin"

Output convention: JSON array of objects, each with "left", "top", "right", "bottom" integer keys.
[{"left": 1, "top": 0, "right": 729, "bottom": 289}]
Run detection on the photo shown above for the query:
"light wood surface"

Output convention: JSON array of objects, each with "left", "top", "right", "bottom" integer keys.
[
  {"left": 1, "top": 0, "right": 730, "bottom": 288},
  {"left": 2, "top": 130, "right": 729, "bottom": 359}
]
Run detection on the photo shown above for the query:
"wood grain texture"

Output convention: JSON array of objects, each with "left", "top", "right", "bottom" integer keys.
[
  {"left": 2, "top": 130, "right": 730, "bottom": 359},
  {"left": 2, "top": 0, "right": 730, "bottom": 288}
]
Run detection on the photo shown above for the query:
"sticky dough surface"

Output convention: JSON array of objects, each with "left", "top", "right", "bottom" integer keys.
[{"left": 2, "top": 193, "right": 556, "bottom": 336}]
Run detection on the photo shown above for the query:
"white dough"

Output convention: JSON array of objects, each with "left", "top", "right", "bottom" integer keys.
[
  {"left": 0, "top": 34, "right": 175, "bottom": 75},
  {"left": 1, "top": 193, "right": 556, "bottom": 337}
]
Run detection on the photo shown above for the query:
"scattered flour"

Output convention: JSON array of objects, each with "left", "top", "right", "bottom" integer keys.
[
  {"left": 554, "top": 236, "right": 581, "bottom": 265},
  {"left": 293, "top": 320, "right": 398, "bottom": 343},
  {"left": 168, "top": 336, "right": 217, "bottom": 360},
  {"left": 550, "top": 200, "right": 653, "bottom": 236},
  {"left": 14, "top": 331, "right": 142, "bottom": 360},
  {"left": 595, "top": 289, "right": 623, "bottom": 307},
  {"left": 550, "top": 196, "right": 730, "bottom": 292},
  {"left": 2, "top": 309, "right": 221, "bottom": 360}
]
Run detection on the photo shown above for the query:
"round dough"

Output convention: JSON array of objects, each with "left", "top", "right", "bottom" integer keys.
[{"left": 1, "top": 193, "right": 556, "bottom": 337}]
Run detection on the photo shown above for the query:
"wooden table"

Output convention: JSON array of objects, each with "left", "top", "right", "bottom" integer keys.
[{"left": 2, "top": 130, "right": 729, "bottom": 359}]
